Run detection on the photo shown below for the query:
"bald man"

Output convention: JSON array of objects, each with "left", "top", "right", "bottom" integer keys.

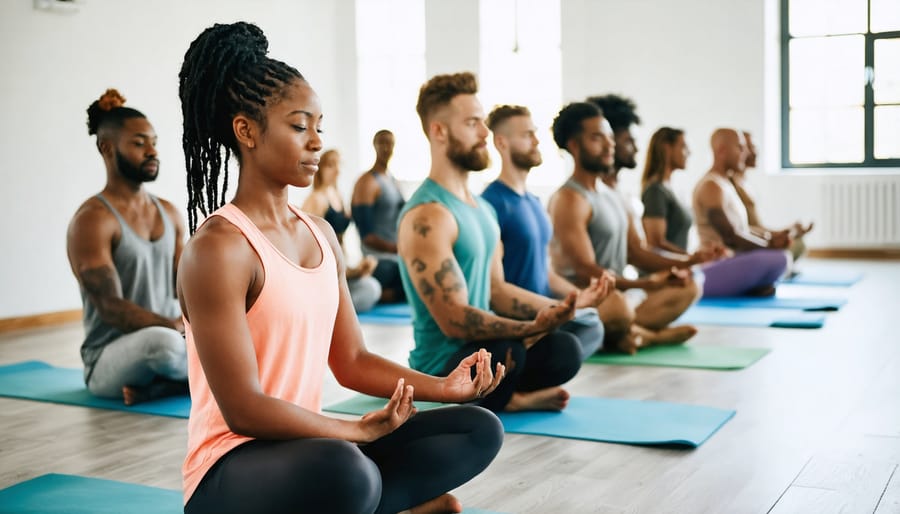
[
  {"left": 691, "top": 128, "right": 789, "bottom": 296},
  {"left": 730, "top": 131, "right": 813, "bottom": 262}
]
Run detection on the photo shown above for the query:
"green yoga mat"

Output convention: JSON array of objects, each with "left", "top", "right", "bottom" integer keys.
[
  {"left": 585, "top": 345, "right": 770, "bottom": 370},
  {"left": 0, "top": 361, "right": 190, "bottom": 418},
  {"left": 325, "top": 394, "right": 734, "bottom": 447},
  {"left": 0, "top": 474, "right": 504, "bottom": 514}
]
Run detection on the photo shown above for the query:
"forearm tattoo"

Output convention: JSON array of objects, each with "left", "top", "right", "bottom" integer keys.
[
  {"left": 448, "top": 306, "right": 530, "bottom": 339},
  {"left": 80, "top": 266, "right": 123, "bottom": 302},
  {"left": 511, "top": 298, "right": 538, "bottom": 320}
]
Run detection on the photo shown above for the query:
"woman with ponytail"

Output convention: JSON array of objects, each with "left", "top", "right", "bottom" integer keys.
[{"left": 177, "top": 22, "right": 504, "bottom": 514}]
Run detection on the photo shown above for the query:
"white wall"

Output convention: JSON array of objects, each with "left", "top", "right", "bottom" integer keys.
[{"left": 0, "top": 0, "right": 356, "bottom": 318}]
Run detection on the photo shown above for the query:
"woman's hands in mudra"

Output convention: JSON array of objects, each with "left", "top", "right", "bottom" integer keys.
[{"left": 440, "top": 348, "right": 506, "bottom": 403}]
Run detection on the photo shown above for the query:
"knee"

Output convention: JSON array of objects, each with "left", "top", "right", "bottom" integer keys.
[
  {"left": 142, "top": 327, "right": 186, "bottom": 361},
  {"left": 352, "top": 277, "right": 382, "bottom": 312},
  {"left": 599, "top": 291, "right": 634, "bottom": 334},
  {"left": 545, "top": 331, "right": 582, "bottom": 375},
  {"left": 304, "top": 440, "right": 381, "bottom": 513},
  {"left": 456, "top": 406, "right": 504, "bottom": 459},
  {"left": 680, "top": 277, "right": 702, "bottom": 304}
]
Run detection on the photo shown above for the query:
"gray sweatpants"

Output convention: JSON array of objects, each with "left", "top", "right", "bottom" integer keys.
[{"left": 86, "top": 326, "right": 188, "bottom": 399}]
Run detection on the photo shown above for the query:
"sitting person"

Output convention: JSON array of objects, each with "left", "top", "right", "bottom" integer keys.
[
  {"left": 301, "top": 149, "right": 381, "bottom": 312},
  {"left": 67, "top": 88, "right": 187, "bottom": 406},
  {"left": 691, "top": 128, "right": 790, "bottom": 296},
  {"left": 641, "top": 127, "right": 789, "bottom": 297},
  {"left": 481, "top": 104, "right": 615, "bottom": 360},
  {"left": 351, "top": 129, "right": 407, "bottom": 302},
  {"left": 549, "top": 101, "right": 701, "bottom": 354},
  {"left": 178, "top": 22, "right": 504, "bottom": 514},
  {"left": 398, "top": 72, "right": 582, "bottom": 413},
  {"left": 732, "top": 131, "right": 813, "bottom": 263}
]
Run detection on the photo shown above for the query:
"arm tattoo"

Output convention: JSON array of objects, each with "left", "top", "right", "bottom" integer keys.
[
  {"left": 79, "top": 266, "right": 123, "bottom": 301},
  {"left": 449, "top": 306, "right": 528, "bottom": 339},
  {"left": 511, "top": 298, "right": 538, "bottom": 320},
  {"left": 411, "top": 258, "right": 426, "bottom": 273},
  {"left": 434, "top": 258, "right": 464, "bottom": 300},
  {"left": 418, "top": 278, "right": 436, "bottom": 302},
  {"left": 413, "top": 218, "right": 432, "bottom": 238}
]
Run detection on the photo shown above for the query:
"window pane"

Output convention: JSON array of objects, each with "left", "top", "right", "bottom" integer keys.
[
  {"left": 789, "top": 0, "right": 867, "bottom": 36},
  {"left": 871, "top": 0, "right": 900, "bottom": 33},
  {"left": 790, "top": 36, "right": 865, "bottom": 108},
  {"left": 874, "top": 38, "right": 900, "bottom": 104},
  {"left": 790, "top": 107, "right": 864, "bottom": 163},
  {"left": 356, "top": 0, "right": 428, "bottom": 183},
  {"left": 874, "top": 106, "right": 900, "bottom": 159}
]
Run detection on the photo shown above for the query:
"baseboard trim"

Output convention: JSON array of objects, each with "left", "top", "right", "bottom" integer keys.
[
  {"left": 0, "top": 309, "right": 82, "bottom": 333},
  {"left": 808, "top": 248, "right": 900, "bottom": 260}
]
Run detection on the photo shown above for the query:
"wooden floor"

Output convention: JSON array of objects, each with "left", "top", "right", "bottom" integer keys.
[{"left": 1, "top": 258, "right": 899, "bottom": 513}]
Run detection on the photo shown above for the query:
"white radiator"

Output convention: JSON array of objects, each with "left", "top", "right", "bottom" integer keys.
[{"left": 819, "top": 176, "right": 900, "bottom": 248}]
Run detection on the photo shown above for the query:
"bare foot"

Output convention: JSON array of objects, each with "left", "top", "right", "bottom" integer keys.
[
  {"left": 643, "top": 325, "right": 698, "bottom": 347},
  {"left": 122, "top": 379, "right": 189, "bottom": 406},
  {"left": 747, "top": 284, "right": 777, "bottom": 297},
  {"left": 615, "top": 331, "right": 645, "bottom": 355},
  {"left": 407, "top": 493, "right": 462, "bottom": 514},
  {"left": 505, "top": 387, "right": 570, "bottom": 412}
]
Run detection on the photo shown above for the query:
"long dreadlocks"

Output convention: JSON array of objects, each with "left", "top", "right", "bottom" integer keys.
[{"left": 178, "top": 21, "right": 304, "bottom": 233}]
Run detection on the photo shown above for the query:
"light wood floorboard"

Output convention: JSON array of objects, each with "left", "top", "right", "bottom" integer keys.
[{"left": 0, "top": 258, "right": 898, "bottom": 513}]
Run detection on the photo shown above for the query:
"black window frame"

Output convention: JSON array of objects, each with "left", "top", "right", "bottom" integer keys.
[{"left": 781, "top": 0, "right": 900, "bottom": 169}]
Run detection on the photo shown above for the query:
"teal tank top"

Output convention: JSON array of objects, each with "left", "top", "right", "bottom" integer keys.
[{"left": 398, "top": 178, "right": 499, "bottom": 374}]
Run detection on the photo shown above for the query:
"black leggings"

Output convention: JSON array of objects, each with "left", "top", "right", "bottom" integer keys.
[
  {"left": 184, "top": 405, "right": 503, "bottom": 514},
  {"left": 440, "top": 330, "right": 582, "bottom": 412}
]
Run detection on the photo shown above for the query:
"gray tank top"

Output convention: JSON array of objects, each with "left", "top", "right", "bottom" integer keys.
[
  {"left": 362, "top": 171, "right": 405, "bottom": 259},
  {"left": 556, "top": 178, "right": 629, "bottom": 278},
  {"left": 80, "top": 194, "right": 180, "bottom": 375}
]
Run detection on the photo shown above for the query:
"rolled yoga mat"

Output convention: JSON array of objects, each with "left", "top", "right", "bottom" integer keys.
[
  {"left": 325, "top": 394, "right": 735, "bottom": 447},
  {"left": 0, "top": 361, "right": 190, "bottom": 418},
  {"left": 585, "top": 345, "right": 770, "bottom": 370},
  {"left": 0, "top": 474, "right": 505, "bottom": 514}
]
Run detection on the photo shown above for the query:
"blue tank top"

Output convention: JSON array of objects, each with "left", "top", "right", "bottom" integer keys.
[
  {"left": 80, "top": 194, "right": 181, "bottom": 377},
  {"left": 481, "top": 180, "right": 552, "bottom": 297},
  {"left": 398, "top": 178, "right": 499, "bottom": 374}
]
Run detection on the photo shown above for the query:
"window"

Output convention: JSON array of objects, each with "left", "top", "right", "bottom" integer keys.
[
  {"left": 781, "top": 0, "right": 900, "bottom": 168},
  {"left": 356, "top": 0, "right": 428, "bottom": 182},
  {"left": 478, "top": 0, "right": 562, "bottom": 191}
]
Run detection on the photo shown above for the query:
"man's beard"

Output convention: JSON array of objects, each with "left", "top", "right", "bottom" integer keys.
[
  {"left": 447, "top": 132, "right": 490, "bottom": 171},
  {"left": 510, "top": 147, "right": 542, "bottom": 171},
  {"left": 116, "top": 151, "right": 159, "bottom": 183},
  {"left": 615, "top": 153, "right": 637, "bottom": 170},
  {"left": 578, "top": 146, "right": 611, "bottom": 174}
]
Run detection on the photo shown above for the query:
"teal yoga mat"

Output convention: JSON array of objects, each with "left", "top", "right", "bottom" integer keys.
[
  {"left": 697, "top": 295, "right": 846, "bottom": 311},
  {"left": 325, "top": 395, "right": 734, "bottom": 447},
  {"left": 357, "top": 303, "right": 413, "bottom": 325},
  {"left": 0, "top": 361, "right": 190, "bottom": 418},
  {"left": 585, "top": 345, "right": 770, "bottom": 370},
  {"left": 0, "top": 474, "right": 504, "bottom": 514},
  {"left": 677, "top": 305, "right": 825, "bottom": 328},
  {"left": 781, "top": 268, "right": 863, "bottom": 287}
]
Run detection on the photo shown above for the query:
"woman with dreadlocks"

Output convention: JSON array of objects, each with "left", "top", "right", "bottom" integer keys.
[{"left": 177, "top": 22, "right": 505, "bottom": 514}]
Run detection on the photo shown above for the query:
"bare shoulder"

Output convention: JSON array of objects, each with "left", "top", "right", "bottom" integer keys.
[
  {"left": 308, "top": 213, "right": 342, "bottom": 256},
  {"left": 549, "top": 187, "right": 590, "bottom": 219},
  {"left": 67, "top": 196, "right": 118, "bottom": 240},
  {"left": 351, "top": 172, "right": 380, "bottom": 202},
  {"left": 156, "top": 197, "right": 186, "bottom": 225},
  {"left": 400, "top": 201, "right": 456, "bottom": 233},
  {"left": 695, "top": 177, "right": 724, "bottom": 206}
]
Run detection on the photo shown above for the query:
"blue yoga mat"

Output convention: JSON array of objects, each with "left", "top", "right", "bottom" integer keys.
[
  {"left": 357, "top": 303, "right": 413, "bottom": 326},
  {"left": 326, "top": 395, "right": 734, "bottom": 447},
  {"left": 0, "top": 474, "right": 504, "bottom": 514},
  {"left": 677, "top": 305, "right": 825, "bottom": 328},
  {"left": 0, "top": 361, "right": 190, "bottom": 418},
  {"left": 781, "top": 268, "right": 863, "bottom": 287},
  {"left": 697, "top": 295, "right": 846, "bottom": 311}
]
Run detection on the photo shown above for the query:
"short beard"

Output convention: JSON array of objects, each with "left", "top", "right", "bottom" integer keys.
[
  {"left": 116, "top": 151, "right": 158, "bottom": 183},
  {"left": 615, "top": 155, "right": 637, "bottom": 170},
  {"left": 447, "top": 133, "right": 490, "bottom": 171},
  {"left": 579, "top": 153, "right": 611, "bottom": 175},
  {"left": 510, "top": 148, "right": 542, "bottom": 171}
]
